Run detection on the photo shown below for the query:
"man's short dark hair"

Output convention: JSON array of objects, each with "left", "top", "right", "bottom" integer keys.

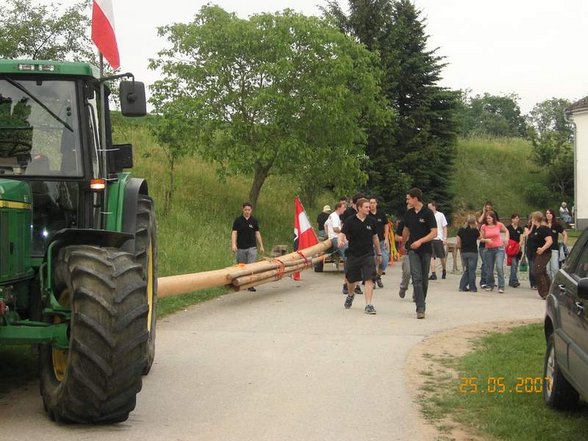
[
  {"left": 429, "top": 200, "right": 437, "bottom": 208},
  {"left": 407, "top": 188, "right": 423, "bottom": 201},
  {"left": 511, "top": 213, "right": 520, "bottom": 219},
  {"left": 351, "top": 193, "right": 365, "bottom": 204},
  {"left": 242, "top": 202, "right": 253, "bottom": 208},
  {"left": 335, "top": 201, "right": 346, "bottom": 210}
]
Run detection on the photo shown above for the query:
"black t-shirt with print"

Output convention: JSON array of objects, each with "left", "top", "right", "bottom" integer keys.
[
  {"left": 369, "top": 209, "right": 388, "bottom": 241},
  {"left": 341, "top": 207, "right": 357, "bottom": 222},
  {"left": 341, "top": 214, "right": 378, "bottom": 257},
  {"left": 507, "top": 224, "right": 523, "bottom": 243},
  {"left": 457, "top": 226, "right": 480, "bottom": 253},
  {"left": 232, "top": 215, "right": 259, "bottom": 249},
  {"left": 528, "top": 225, "right": 551, "bottom": 255},
  {"left": 548, "top": 223, "right": 564, "bottom": 250},
  {"left": 404, "top": 206, "right": 437, "bottom": 255}
]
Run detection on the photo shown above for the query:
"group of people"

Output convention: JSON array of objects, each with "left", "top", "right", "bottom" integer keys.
[
  {"left": 324, "top": 188, "right": 438, "bottom": 319},
  {"left": 455, "top": 201, "right": 569, "bottom": 300},
  {"left": 230, "top": 195, "right": 570, "bottom": 320}
]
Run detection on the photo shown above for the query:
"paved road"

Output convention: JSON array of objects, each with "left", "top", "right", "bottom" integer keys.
[{"left": 1, "top": 259, "right": 546, "bottom": 440}]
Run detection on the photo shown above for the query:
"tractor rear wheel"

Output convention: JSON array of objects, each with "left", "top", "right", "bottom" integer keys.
[
  {"left": 39, "top": 245, "right": 148, "bottom": 424},
  {"left": 135, "top": 195, "right": 157, "bottom": 375}
]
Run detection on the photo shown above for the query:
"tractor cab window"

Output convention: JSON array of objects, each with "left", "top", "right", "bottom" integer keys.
[
  {"left": 0, "top": 79, "right": 82, "bottom": 177},
  {"left": 0, "top": 78, "right": 84, "bottom": 255}
]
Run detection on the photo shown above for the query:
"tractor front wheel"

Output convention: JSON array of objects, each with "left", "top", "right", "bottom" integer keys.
[{"left": 39, "top": 245, "right": 148, "bottom": 424}]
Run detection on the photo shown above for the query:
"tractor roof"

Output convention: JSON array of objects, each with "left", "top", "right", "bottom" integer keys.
[{"left": 0, "top": 60, "right": 99, "bottom": 78}]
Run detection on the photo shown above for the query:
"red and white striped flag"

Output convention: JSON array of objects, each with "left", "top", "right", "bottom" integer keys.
[
  {"left": 293, "top": 196, "right": 318, "bottom": 280},
  {"left": 91, "top": 0, "right": 120, "bottom": 69}
]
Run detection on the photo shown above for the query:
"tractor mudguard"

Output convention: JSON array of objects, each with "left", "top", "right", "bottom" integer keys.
[
  {"left": 47, "top": 229, "right": 133, "bottom": 266},
  {"left": 121, "top": 177, "right": 149, "bottom": 253}
]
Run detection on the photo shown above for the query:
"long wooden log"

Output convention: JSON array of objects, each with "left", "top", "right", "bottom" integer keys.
[
  {"left": 158, "top": 239, "right": 334, "bottom": 298},
  {"left": 232, "top": 256, "right": 324, "bottom": 288}
]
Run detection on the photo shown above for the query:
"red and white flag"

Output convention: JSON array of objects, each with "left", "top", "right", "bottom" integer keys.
[
  {"left": 293, "top": 196, "right": 318, "bottom": 280},
  {"left": 91, "top": 0, "right": 120, "bottom": 69}
]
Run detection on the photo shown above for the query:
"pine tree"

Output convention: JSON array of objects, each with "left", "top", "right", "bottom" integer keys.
[{"left": 323, "top": 0, "right": 459, "bottom": 215}]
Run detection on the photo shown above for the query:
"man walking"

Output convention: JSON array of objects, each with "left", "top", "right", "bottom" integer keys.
[
  {"left": 231, "top": 202, "right": 265, "bottom": 292},
  {"left": 428, "top": 201, "right": 448, "bottom": 280},
  {"left": 369, "top": 197, "right": 389, "bottom": 288},
  {"left": 402, "top": 188, "right": 437, "bottom": 319},
  {"left": 338, "top": 198, "right": 382, "bottom": 314}
]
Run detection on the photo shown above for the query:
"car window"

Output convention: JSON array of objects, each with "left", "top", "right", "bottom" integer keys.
[{"left": 573, "top": 241, "right": 588, "bottom": 278}]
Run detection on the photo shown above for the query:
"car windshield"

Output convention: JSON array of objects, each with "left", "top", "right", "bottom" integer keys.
[{"left": 0, "top": 78, "right": 82, "bottom": 177}]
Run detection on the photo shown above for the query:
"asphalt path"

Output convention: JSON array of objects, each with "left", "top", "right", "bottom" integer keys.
[{"left": 1, "top": 257, "right": 546, "bottom": 440}]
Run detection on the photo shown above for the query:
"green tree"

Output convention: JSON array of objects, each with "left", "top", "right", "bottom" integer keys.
[
  {"left": 527, "top": 98, "right": 574, "bottom": 199},
  {"left": 323, "top": 0, "right": 459, "bottom": 215},
  {"left": 149, "top": 6, "right": 383, "bottom": 207},
  {"left": 0, "top": 0, "right": 94, "bottom": 62},
  {"left": 527, "top": 98, "right": 573, "bottom": 139},
  {"left": 148, "top": 101, "right": 196, "bottom": 212},
  {"left": 458, "top": 92, "right": 527, "bottom": 138}
]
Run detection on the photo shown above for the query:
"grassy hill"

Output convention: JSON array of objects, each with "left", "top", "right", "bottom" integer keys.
[{"left": 449, "top": 136, "right": 557, "bottom": 224}]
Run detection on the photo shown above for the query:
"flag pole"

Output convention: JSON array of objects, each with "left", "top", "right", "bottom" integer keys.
[{"left": 98, "top": 51, "right": 108, "bottom": 228}]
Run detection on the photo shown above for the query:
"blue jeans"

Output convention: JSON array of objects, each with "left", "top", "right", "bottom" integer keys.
[
  {"left": 378, "top": 241, "right": 390, "bottom": 273},
  {"left": 460, "top": 252, "right": 478, "bottom": 292},
  {"left": 408, "top": 251, "right": 431, "bottom": 313},
  {"left": 485, "top": 247, "right": 505, "bottom": 290},
  {"left": 509, "top": 256, "right": 519, "bottom": 286},
  {"left": 548, "top": 249, "right": 559, "bottom": 280},
  {"left": 528, "top": 256, "right": 536, "bottom": 288},
  {"left": 479, "top": 245, "right": 489, "bottom": 286}
]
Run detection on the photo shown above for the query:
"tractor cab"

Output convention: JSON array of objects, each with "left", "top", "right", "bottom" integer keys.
[{"left": 0, "top": 60, "right": 145, "bottom": 256}]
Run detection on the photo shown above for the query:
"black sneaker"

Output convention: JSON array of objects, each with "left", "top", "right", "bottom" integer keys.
[
  {"left": 376, "top": 276, "right": 384, "bottom": 288},
  {"left": 513, "top": 282, "right": 520, "bottom": 288},
  {"left": 354, "top": 285, "right": 363, "bottom": 295},
  {"left": 342, "top": 283, "right": 349, "bottom": 295},
  {"left": 442, "top": 269, "right": 446, "bottom": 279},
  {"left": 248, "top": 287, "right": 257, "bottom": 292},
  {"left": 399, "top": 288, "right": 406, "bottom": 298},
  {"left": 344, "top": 295, "right": 354, "bottom": 309},
  {"left": 429, "top": 273, "right": 437, "bottom": 280},
  {"left": 365, "top": 304, "right": 376, "bottom": 315}
]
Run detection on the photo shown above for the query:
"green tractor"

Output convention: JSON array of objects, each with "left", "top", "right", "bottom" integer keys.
[{"left": 0, "top": 60, "right": 157, "bottom": 423}]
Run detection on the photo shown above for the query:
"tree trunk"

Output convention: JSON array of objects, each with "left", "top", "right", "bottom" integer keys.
[
  {"left": 164, "top": 158, "right": 175, "bottom": 213},
  {"left": 248, "top": 163, "right": 272, "bottom": 207}
]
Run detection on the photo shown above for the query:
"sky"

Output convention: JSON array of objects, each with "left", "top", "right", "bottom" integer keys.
[{"left": 51, "top": 0, "right": 588, "bottom": 114}]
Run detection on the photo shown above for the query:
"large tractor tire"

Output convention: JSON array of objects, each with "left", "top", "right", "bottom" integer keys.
[
  {"left": 135, "top": 194, "right": 157, "bottom": 375},
  {"left": 39, "top": 245, "right": 148, "bottom": 424}
]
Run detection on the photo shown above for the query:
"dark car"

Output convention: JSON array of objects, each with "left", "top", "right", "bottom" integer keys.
[{"left": 543, "top": 227, "right": 588, "bottom": 409}]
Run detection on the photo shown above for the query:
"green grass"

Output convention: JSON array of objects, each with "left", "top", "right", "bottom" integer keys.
[
  {"left": 450, "top": 136, "right": 555, "bottom": 221},
  {"left": 423, "top": 323, "right": 588, "bottom": 440}
]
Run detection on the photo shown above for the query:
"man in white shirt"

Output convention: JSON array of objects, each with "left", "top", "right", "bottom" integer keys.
[
  {"left": 428, "top": 201, "right": 448, "bottom": 280},
  {"left": 326, "top": 201, "right": 356, "bottom": 294}
]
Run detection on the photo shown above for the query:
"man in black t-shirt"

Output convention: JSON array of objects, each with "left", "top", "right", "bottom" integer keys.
[
  {"left": 338, "top": 198, "right": 382, "bottom": 315},
  {"left": 369, "top": 197, "right": 390, "bottom": 288},
  {"left": 341, "top": 192, "right": 364, "bottom": 222},
  {"left": 317, "top": 205, "right": 331, "bottom": 239},
  {"left": 402, "top": 188, "right": 437, "bottom": 319},
  {"left": 231, "top": 202, "right": 265, "bottom": 291}
]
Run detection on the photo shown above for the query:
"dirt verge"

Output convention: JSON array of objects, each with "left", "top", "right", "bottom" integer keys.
[{"left": 405, "top": 319, "right": 542, "bottom": 441}]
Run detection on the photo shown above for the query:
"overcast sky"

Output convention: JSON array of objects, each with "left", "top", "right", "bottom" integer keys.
[{"left": 53, "top": 0, "right": 588, "bottom": 114}]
